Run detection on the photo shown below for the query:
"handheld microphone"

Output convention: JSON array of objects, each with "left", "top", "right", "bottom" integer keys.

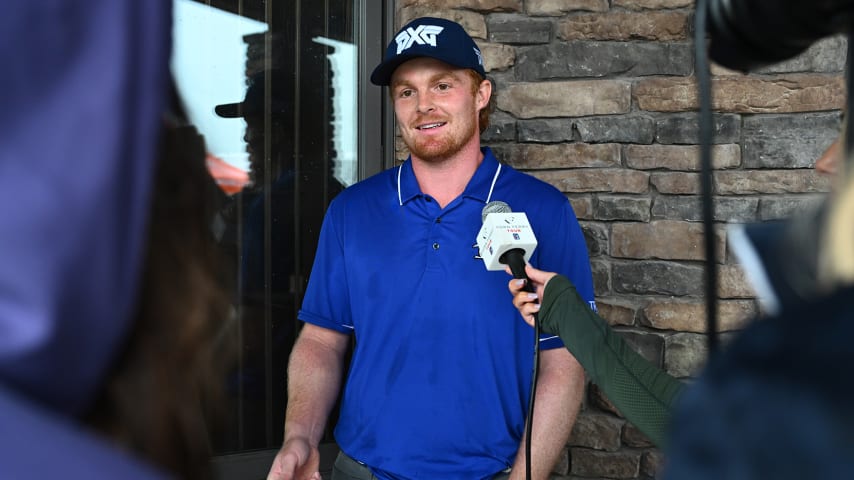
[
  {"left": 477, "top": 201, "right": 540, "bottom": 480},
  {"left": 476, "top": 201, "right": 538, "bottom": 281}
]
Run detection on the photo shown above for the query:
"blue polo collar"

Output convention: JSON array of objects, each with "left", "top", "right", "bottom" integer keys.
[{"left": 396, "top": 147, "right": 503, "bottom": 206}]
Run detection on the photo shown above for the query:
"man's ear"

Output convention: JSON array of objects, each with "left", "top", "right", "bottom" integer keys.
[{"left": 476, "top": 78, "right": 492, "bottom": 111}]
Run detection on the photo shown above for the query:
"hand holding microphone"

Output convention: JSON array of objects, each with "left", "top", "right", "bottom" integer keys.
[{"left": 508, "top": 264, "right": 559, "bottom": 328}]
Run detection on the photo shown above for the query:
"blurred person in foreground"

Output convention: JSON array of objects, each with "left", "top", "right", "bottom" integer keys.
[
  {"left": 665, "top": 123, "right": 854, "bottom": 477},
  {"left": 508, "top": 131, "right": 854, "bottom": 477},
  {"left": 0, "top": 2, "right": 231, "bottom": 478},
  {"left": 267, "top": 16, "right": 595, "bottom": 480},
  {"left": 83, "top": 97, "right": 233, "bottom": 479}
]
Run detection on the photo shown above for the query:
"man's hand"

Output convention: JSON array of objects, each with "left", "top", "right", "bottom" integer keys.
[{"left": 266, "top": 437, "right": 321, "bottom": 480}]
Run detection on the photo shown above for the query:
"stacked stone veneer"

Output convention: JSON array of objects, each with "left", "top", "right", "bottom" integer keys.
[{"left": 394, "top": 1, "right": 846, "bottom": 478}]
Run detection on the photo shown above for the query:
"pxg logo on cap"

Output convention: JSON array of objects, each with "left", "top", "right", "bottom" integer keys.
[
  {"left": 395, "top": 25, "right": 444, "bottom": 54},
  {"left": 370, "top": 17, "right": 486, "bottom": 86}
]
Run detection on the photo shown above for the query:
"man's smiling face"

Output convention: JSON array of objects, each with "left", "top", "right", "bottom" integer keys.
[{"left": 391, "top": 57, "right": 488, "bottom": 164}]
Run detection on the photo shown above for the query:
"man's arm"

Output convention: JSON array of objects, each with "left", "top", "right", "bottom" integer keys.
[
  {"left": 509, "top": 347, "right": 585, "bottom": 480},
  {"left": 267, "top": 324, "right": 350, "bottom": 480}
]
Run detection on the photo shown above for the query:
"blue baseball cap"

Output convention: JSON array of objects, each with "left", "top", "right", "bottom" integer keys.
[{"left": 370, "top": 17, "right": 486, "bottom": 86}]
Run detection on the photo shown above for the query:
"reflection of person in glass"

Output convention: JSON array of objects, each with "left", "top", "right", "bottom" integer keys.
[
  {"left": 216, "top": 69, "right": 299, "bottom": 302},
  {"left": 215, "top": 69, "right": 343, "bottom": 451}
]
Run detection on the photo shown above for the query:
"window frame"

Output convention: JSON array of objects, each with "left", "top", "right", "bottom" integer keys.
[{"left": 210, "top": 0, "right": 388, "bottom": 477}]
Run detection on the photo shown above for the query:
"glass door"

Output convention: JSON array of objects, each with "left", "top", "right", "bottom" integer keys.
[{"left": 171, "top": 0, "right": 385, "bottom": 477}]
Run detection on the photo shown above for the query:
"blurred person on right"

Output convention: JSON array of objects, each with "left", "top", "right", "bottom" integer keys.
[
  {"left": 662, "top": 99, "right": 854, "bottom": 476},
  {"left": 508, "top": 119, "right": 852, "bottom": 478},
  {"left": 514, "top": 0, "right": 854, "bottom": 470},
  {"left": 506, "top": 128, "right": 845, "bottom": 452}
]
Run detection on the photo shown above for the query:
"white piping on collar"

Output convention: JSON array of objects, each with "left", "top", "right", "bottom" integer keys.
[
  {"left": 397, "top": 163, "right": 403, "bottom": 206},
  {"left": 395, "top": 161, "right": 502, "bottom": 206}
]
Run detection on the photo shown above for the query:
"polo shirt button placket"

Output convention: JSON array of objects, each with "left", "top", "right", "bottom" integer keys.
[{"left": 432, "top": 216, "right": 442, "bottom": 250}]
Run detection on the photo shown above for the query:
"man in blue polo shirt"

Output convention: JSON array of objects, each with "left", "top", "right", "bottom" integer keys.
[{"left": 267, "top": 17, "right": 596, "bottom": 480}]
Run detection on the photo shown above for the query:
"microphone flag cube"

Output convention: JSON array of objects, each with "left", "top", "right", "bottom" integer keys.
[{"left": 476, "top": 212, "right": 538, "bottom": 271}]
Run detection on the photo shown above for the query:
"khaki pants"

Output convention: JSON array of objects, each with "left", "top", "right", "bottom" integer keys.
[
  {"left": 331, "top": 452, "right": 377, "bottom": 480},
  {"left": 331, "top": 451, "right": 511, "bottom": 480}
]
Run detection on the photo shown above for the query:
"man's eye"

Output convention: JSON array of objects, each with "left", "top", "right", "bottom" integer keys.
[
  {"left": 399, "top": 89, "right": 413, "bottom": 98},
  {"left": 437, "top": 83, "right": 450, "bottom": 91}
]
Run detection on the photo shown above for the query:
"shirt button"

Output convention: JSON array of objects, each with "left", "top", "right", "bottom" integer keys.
[
  {"left": 432, "top": 242, "right": 440, "bottom": 250},
  {"left": 435, "top": 217, "right": 442, "bottom": 223}
]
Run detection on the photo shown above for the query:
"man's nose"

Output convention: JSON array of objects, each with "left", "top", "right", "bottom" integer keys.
[{"left": 416, "top": 92, "right": 435, "bottom": 113}]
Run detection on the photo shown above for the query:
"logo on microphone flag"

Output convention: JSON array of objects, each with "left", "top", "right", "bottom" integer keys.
[{"left": 476, "top": 210, "right": 538, "bottom": 271}]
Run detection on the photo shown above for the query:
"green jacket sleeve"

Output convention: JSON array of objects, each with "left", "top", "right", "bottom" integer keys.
[{"left": 539, "top": 275, "right": 686, "bottom": 449}]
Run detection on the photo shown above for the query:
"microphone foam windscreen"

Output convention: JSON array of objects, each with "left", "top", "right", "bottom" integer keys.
[{"left": 481, "top": 200, "right": 511, "bottom": 222}]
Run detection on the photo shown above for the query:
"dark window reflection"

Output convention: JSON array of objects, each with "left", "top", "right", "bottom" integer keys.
[{"left": 177, "top": 0, "right": 355, "bottom": 454}]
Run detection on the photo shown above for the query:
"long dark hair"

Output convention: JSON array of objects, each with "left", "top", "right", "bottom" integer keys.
[{"left": 84, "top": 87, "right": 234, "bottom": 479}]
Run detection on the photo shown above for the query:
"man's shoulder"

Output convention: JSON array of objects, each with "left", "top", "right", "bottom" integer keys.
[
  {"left": 330, "top": 166, "right": 396, "bottom": 203},
  {"left": 497, "top": 163, "right": 569, "bottom": 205},
  {"left": 321, "top": 167, "right": 399, "bottom": 222}
]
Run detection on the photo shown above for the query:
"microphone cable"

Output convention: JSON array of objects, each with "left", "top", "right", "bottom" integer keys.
[
  {"left": 694, "top": 0, "right": 720, "bottom": 357},
  {"left": 481, "top": 201, "right": 538, "bottom": 480},
  {"left": 524, "top": 287, "right": 540, "bottom": 480}
]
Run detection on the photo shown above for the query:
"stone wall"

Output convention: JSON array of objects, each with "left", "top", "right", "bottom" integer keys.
[{"left": 394, "top": 1, "right": 846, "bottom": 478}]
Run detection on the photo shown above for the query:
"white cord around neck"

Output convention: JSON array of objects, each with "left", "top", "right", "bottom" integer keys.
[{"left": 485, "top": 163, "right": 501, "bottom": 204}]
